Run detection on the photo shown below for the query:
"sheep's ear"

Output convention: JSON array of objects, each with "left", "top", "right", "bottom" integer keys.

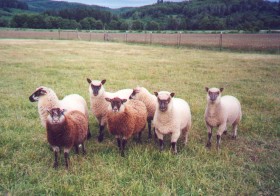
[
  {"left": 101, "top": 79, "right": 106, "bottom": 85},
  {"left": 170, "top": 92, "right": 175, "bottom": 97},
  {"left": 122, "top": 99, "right": 127, "bottom": 104},
  {"left": 41, "top": 89, "right": 47, "bottom": 95},
  {"left": 87, "top": 78, "right": 92, "bottom": 84},
  {"left": 154, "top": 92, "right": 158, "bottom": 97},
  {"left": 105, "top": 97, "right": 111, "bottom": 102},
  {"left": 205, "top": 87, "right": 209, "bottom": 92},
  {"left": 220, "top": 88, "right": 224, "bottom": 93},
  {"left": 61, "top": 109, "right": 66, "bottom": 115}
]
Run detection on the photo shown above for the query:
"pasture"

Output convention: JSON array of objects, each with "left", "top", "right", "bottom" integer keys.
[{"left": 0, "top": 39, "right": 279, "bottom": 195}]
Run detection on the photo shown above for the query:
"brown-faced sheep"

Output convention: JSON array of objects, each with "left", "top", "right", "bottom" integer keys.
[
  {"left": 46, "top": 108, "right": 88, "bottom": 169},
  {"left": 204, "top": 87, "right": 242, "bottom": 149},
  {"left": 153, "top": 91, "right": 191, "bottom": 154},
  {"left": 87, "top": 78, "right": 132, "bottom": 142},
  {"left": 105, "top": 97, "right": 147, "bottom": 157}
]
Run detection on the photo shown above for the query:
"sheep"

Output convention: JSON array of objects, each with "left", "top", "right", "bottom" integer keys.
[
  {"left": 87, "top": 78, "right": 132, "bottom": 142},
  {"left": 105, "top": 97, "right": 148, "bottom": 157},
  {"left": 46, "top": 108, "right": 88, "bottom": 169},
  {"left": 129, "top": 86, "right": 157, "bottom": 139},
  {"left": 204, "top": 87, "right": 242, "bottom": 149},
  {"left": 29, "top": 86, "right": 91, "bottom": 139},
  {"left": 153, "top": 91, "right": 191, "bottom": 154}
]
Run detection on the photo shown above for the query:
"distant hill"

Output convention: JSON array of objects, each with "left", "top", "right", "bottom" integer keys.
[
  {"left": 1, "top": 0, "right": 280, "bottom": 31},
  {"left": 18, "top": 0, "right": 134, "bottom": 14}
]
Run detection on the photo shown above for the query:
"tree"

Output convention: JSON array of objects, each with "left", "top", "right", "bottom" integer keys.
[
  {"left": 131, "top": 20, "right": 144, "bottom": 30},
  {"left": 146, "top": 21, "right": 159, "bottom": 30}
]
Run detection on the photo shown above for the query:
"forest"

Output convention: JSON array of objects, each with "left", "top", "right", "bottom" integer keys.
[{"left": 0, "top": 0, "right": 280, "bottom": 31}]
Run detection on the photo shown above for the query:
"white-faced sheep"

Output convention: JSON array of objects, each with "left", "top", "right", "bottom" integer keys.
[
  {"left": 86, "top": 78, "right": 132, "bottom": 142},
  {"left": 105, "top": 97, "right": 148, "bottom": 157},
  {"left": 153, "top": 91, "right": 191, "bottom": 154},
  {"left": 46, "top": 108, "right": 88, "bottom": 169},
  {"left": 204, "top": 87, "right": 242, "bottom": 149},
  {"left": 129, "top": 86, "right": 157, "bottom": 139},
  {"left": 29, "top": 86, "right": 91, "bottom": 139}
]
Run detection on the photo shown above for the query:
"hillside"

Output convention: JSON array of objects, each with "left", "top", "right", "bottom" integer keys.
[{"left": 1, "top": 0, "right": 280, "bottom": 31}]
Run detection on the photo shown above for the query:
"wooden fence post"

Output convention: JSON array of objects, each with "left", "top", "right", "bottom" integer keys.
[
  {"left": 150, "top": 32, "right": 152, "bottom": 45},
  {"left": 219, "top": 31, "right": 223, "bottom": 51}
]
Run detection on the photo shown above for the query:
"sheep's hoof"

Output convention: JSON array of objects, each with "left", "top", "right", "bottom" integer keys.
[
  {"left": 223, "top": 130, "right": 227, "bottom": 135},
  {"left": 97, "top": 134, "right": 104, "bottom": 142},
  {"left": 232, "top": 135, "right": 237, "bottom": 140},
  {"left": 206, "top": 142, "right": 211, "bottom": 148},
  {"left": 53, "top": 162, "right": 58, "bottom": 169},
  {"left": 121, "top": 151, "right": 125, "bottom": 157},
  {"left": 173, "top": 150, "right": 178, "bottom": 155}
]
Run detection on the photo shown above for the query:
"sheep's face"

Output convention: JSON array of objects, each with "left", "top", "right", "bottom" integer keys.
[
  {"left": 47, "top": 108, "right": 66, "bottom": 124},
  {"left": 155, "top": 91, "right": 175, "bottom": 112},
  {"left": 129, "top": 87, "right": 141, "bottom": 99},
  {"left": 105, "top": 97, "right": 127, "bottom": 113},
  {"left": 206, "top": 87, "right": 223, "bottom": 103},
  {"left": 87, "top": 78, "right": 106, "bottom": 96},
  {"left": 29, "top": 87, "right": 47, "bottom": 102}
]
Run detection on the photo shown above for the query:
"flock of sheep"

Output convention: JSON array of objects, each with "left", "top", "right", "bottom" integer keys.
[{"left": 29, "top": 79, "right": 242, "bottom": 169}]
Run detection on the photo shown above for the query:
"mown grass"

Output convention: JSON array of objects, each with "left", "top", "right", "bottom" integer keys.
[{"left": 0, "top": 39, "right": 279, "bottom": 195}]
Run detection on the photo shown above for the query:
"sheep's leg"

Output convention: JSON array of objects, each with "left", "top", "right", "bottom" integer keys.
[
  {"left": 156, "top": 129, "right": 164, "bottom": 151},
  {"left": 171, "top": 131, "right": 180, "bottom": 154},
  {"left": 121, "top": 138, "right": 127, "bottom": 157},
  {"left": 147, "top": 118, "right": 152, "bottom": 139},
  {"left": 116, "top": 137, "right": 121, "bottom": 150},
  {"left": 98, "top": 124, "right": 105, "bottom": 142},
  {"left": 206, "top": 124, "right": 213, "bottom": 148},
  {"left": 87, "top": 125, "right": 92, "bottom": 140},
  {"left": 154, "top": 127, "right": 158, "bottom": 142},
  {"left": 137, "top": 131, "right": 142, "bottom": 143},
  {"left": 53, "top": 150, "right": 59, "bottom": 169},
  {"left": 232, "top": 123, "right": 238, "bottom": 139},
  {"left": 74, "top": 145, "right": 79, "bottom": 154},
  {"left": 171, "top": 142, "right": 177, "bottom": 155},
  {"left": 64, "top": 149, "right": 70, "bottom": 169},
  {"left": 81, "top": 143, "right": 86, "bottom": 155},
  {"left": 182, "top": 127, "right": 189, "bottom": 146},
  {"left": 217, "top": 123, "right": 227, "bottom": 150}
]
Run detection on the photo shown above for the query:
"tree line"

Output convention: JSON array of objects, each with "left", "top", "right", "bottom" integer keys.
[{"left": 1, "top": 0, "right": 280, "bottom": 31}]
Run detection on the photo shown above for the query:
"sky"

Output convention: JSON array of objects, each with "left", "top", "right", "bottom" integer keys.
[{"left": 53, "top": 0, "right": 184, "bottom": 9}]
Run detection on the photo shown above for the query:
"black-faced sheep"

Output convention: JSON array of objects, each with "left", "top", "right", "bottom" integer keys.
[
  {"left": 105, "top": 97, "right": 148, "bottom": 157},
  {"left": 29, "top": 86, "right": 91, "bottom": 139},
  {"left": 204, "top": 87, "right": 242, "bottom": 149},
  {"left": 46, "top": 108, "right": 88, "bottom": 169},
  {"left": 153, "top": 91, "right": 191, "bottom": 154},
  {"left": 87, "top": 78, "right": 132, "bottom": 142},
  {"left": 129, "top": 86, "right": 157, "bottom": 139}
]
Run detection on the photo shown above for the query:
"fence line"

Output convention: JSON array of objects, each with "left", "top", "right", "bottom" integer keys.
[{"left": 0, "top": 29, "right": 279, "bottom": 53}]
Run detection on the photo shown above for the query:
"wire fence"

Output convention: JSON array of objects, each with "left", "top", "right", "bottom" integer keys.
[{"left": 0, "top": 29, "right": 279, "bottom": 53}]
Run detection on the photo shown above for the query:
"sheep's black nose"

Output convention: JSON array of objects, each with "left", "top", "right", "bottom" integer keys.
[{"left": 29, "top": 95, "right": 35, "bottom": 102}]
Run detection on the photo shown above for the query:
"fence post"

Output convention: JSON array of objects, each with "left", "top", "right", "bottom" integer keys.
[
  {"left": 150, "top": 32, "right": 152, "bottom": 45},
  {"left": 219, "top": 31, "right": 223, "bottom": 51},
  {"left": 177, "top": 32, "right": 182, "bottom": 47},
  {"left": 90, "top": 30, "right": 91, "bottom": 41},
  {"left": 58, "top": 28, "right": 61, "bottom": 40}
]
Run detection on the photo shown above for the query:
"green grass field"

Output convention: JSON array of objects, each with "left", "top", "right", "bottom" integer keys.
[{"left": 0, "top": 39, "right": 279, "bottom": 195}]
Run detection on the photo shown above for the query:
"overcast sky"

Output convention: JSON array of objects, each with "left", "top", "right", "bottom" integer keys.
[{"left": 53, "top": 0, "right": 184, "bottom": 9}]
